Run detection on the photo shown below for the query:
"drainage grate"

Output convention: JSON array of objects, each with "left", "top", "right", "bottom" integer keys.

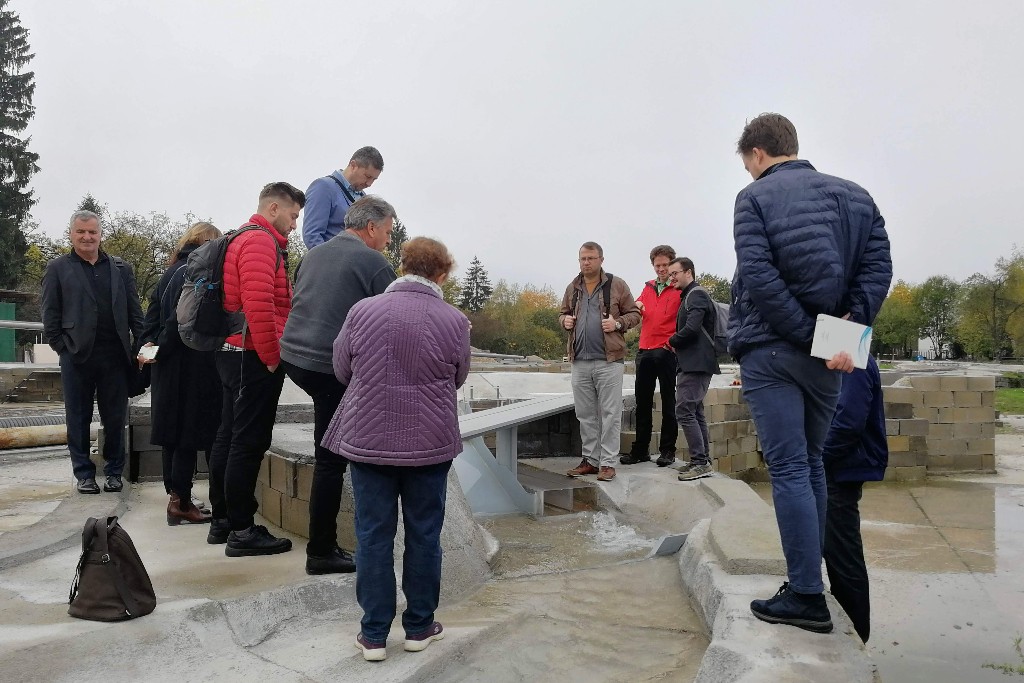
[{"left": 0, "top": 415, "right": 66, "bottom": 428}]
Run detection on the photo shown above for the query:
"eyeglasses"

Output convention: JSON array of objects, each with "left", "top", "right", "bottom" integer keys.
[
  {"left": 579, "top": 256, "right": 601, "bottom": 262},
  {"left": 667, "top": 270, "right": 683, "bottom": 278}
]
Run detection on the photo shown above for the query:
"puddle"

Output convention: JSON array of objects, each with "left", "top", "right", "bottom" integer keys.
[{"left": 750, "top": 477, "right": 1024, "bottom": 681}]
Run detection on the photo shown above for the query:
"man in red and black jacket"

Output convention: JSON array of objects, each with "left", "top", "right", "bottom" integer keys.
[
  {"left": 207, "top": 182, "right": 304, "bottom": 557},
  {"left": 620, "top": 245, "right": 681, "bottom": 467}
]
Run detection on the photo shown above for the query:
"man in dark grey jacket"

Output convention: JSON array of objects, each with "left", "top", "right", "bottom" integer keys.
[
  {"left": 280, "top": 195, "right": 397, "bottom": 575},
  {"left": 665, "top": 257, "right": 720, "bottom": 481},
  {"left": 41, "top": 210, "right": 144, "bottom": 494},
  {"left": 731, "top": 113, "right": 892, "bottom": 634}
]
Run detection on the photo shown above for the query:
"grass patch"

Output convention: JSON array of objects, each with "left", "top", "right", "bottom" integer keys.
[
  {"left": 996, "top": 388, "right": 1024, "bottom": 416},
  {"left": 878, "top": 362, "right": 895, "bottom": 370},
  {"left": 982, "top": 634, "right": 1024, "bottom": 676}
]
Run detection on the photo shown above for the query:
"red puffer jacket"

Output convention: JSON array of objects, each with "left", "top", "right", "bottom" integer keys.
[{"left": 222, "top": 214, "right": 291, "bottom": 366}]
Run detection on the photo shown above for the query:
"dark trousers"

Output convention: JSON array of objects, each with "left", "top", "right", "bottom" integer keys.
[
  {"left": 632, "top": 348, "right": 678, "bottom": 456},
  {"left": 208, "top": 350, "right": 285, "bottom": 531},
  {"left": 282, "top": 361, "right": 349, "bottom": 557},
  {"left": 60, "top": 349, "right": 129, "bottom": 480},
  {"left": 350, "top": 460, "right": 452, "bottom": 643},
  {"left": 675, "top": 371, "right": 712, "bottom": 465},
  {"left": 161, "top": 445, "right": 204, "bottom": 501},
  {"left": 824, "top": 475, "right": 870, "bottom": 642},
  {"left": 740, "top": 343, "right": 841, "bottom": 594}
]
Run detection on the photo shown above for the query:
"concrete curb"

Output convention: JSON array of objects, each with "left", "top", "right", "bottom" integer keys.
[{"left": 0, "top": 487, "right": 129, "bottom": 571}]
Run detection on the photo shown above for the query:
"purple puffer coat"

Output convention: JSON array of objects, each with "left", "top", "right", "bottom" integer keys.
[{"left": 322, "top": 279, "right": 471, "bottom": 466}]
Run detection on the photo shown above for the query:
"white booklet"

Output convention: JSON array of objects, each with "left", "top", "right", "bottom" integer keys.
[{"left": 810, "top": 314, "right": 872, "bottom": 369}]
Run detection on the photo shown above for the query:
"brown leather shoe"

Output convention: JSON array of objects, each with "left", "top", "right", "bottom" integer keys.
[
  {"left": 566, "top": 459, "right": 599, "bottom": 477},
  {"left": 167, "top": 494, "right": 213, "bottom": 526},
  {"left": 597, "top": 466, "right": 616, "bottom": 481}
]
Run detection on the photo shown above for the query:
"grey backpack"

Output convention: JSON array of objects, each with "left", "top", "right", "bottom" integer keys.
[{"left": 684, "top": 285, "right": 730, "bottom": 355}]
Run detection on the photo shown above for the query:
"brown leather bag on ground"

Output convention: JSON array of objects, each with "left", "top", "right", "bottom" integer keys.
[{"left": 68, "top": 516, "right": 156, "bottom": 621}]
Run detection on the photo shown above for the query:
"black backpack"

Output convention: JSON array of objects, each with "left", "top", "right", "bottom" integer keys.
[
  {"left": 176, "top": 225, "right": 282, "bottom": 351},
  {"left": 683, "top": 285, "right": 730, "bottom": 355}
]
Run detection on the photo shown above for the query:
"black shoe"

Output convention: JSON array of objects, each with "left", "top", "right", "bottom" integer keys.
[
  {"left": 225, "top": 524, "right": 293, "bottom": 557},
  {"left": 306, "top": 547, "right": 356, "bottom": 575},
  {"left": 618, "top": 452, "right": 651, "bottom": 465},
  {"left": 207, "top": 518, "right": 231, "bottom": 545},
  {"left": 656, "top": 452, "right": 676, "bottom": 467},
  {"left": 750, "top": 582, "right": 833, "bottom": 633},
  {"left": 103, "top": 475, "right": 123, "bottom": 492},
  {"left": 77, "top": 478, "right": 100, "bottom": 494}
]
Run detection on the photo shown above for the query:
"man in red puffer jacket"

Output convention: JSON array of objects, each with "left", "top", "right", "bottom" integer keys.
[{"left": 207, "top": 182, "right": 304, "bottom": 557}]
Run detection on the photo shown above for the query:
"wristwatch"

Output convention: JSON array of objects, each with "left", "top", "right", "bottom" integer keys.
[{"left": 614, "top": 320, "right": 622, "bottom": 331}]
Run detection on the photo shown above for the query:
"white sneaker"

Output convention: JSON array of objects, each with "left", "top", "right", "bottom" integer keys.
[
  {"left": 355, "top": 633, "right": 386, "bottom": 662},
  {"left": 404, "top": 622, "right": 444, "bottom": 652}
]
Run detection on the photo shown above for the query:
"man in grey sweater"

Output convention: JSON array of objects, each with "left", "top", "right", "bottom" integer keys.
[{"left": 280, "top": 195, "right": 398, "bottom": 574}]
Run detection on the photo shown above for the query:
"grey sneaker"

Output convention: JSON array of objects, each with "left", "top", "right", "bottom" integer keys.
[{"left": 677, "top": 462, "right": 713, "bottom": 481}]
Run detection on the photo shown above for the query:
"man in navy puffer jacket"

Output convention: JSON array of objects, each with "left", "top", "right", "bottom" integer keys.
[{"left": 730, "top": 114, "right": 892, "bottom": 633}]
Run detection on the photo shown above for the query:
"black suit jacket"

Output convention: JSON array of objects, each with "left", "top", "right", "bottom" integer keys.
[
  {"left": 669, "top": 282, "right": 721, "bottom": 375},
  {"left": 41, "top": 252, "right": 145, "bottom": 365}
]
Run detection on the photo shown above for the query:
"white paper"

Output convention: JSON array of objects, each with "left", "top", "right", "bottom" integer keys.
[
  {"left": 810, "top": 314, "right": 872, "bottom": 369},
  {"left": 139, "top": 345, "right": 159, "bottom": 361}
]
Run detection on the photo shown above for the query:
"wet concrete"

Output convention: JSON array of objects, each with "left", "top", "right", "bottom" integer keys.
[{"left": 752, "top": 432, "right": 1024, "bottom": 682}]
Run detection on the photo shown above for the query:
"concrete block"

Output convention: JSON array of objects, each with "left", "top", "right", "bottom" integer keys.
[
  {"left": 938, "top": 407, "right": 958, "bottom": 423},
  {"left": 885, "top": 419, "right": 900, "bottom": 436},
  {"left": 886, "top": 435, "right": 910, "bottom": 452},
  {"left": 259, "top": 488, "right": 283, "bottom": 528},
  {"left": 738, "top": 435, "right": 757, "bottom": 453},
  {"left": 269, "top": 454, "right": 296, "bottom": 497},
  {"left": 895, "top": 465, "right": 927, "bottom": 481},
  {"left": 709, "top": 422, "right": 728, "bottom": 442},
  {"left": 887, "top": 403, "right": 914, "bottom": 419},
  {"left": 981, "top": 422, "right": 995, "bottom": 438},
  {"left": 967, "top": 438, "right": 995, "bottom": 456},
  {"left": 954, "top": 391, "right": 982, "bottom": 408},
  {"left": 888, "top": 452, "right": 922, "bottom": 468},
  {"left": 710, "top": 440, "right": 728, "bottom": 458},
  {"left": 982, "top": 454, "right": 996, "bottom": 471},
  {"left": 928, "top": 454, "right": 954, "bottom": 471},
  {"left": 910, "top": 375, "right": 942, "bottom": 391},
  {"left": 927, "top": 423, "right": 953, "bottom": 439},
  {"left": 296, "top": 461, "right": 313, "bottom": 502},
  {"left": 922, "top": 391, "right": 954, "bottom": 407},
  {"left": 882, "top": 386, "right": 917, "bottom": 404},
  {"left": 955, "top": 407, "right": 995, "bottom": 423},
  {"left": 952, "top": 423, "right": 981, "bottom": 439},
  {"left": 723, "top": 404, "right": 750, "bottom": 421},
  {"left": 954, "top": 453, "right": 984, "bottom": 470},
  {"left": 717, "top": 454, "right": 733, "bottom": 473},
  {"left": 708, "top": 405, "right": 726, "bottom": 423},
  {"left": 939, "top": 376, "right": 969, "bottom": 392},
  {"left": 912, "top": 405, "right": 938, "bottom": 422},
  {"left": 909, "top": 435, "right": 928, "bottom": 454},
  {"left": 898, "top": 418, "right": 930, "bottom": 436},
  {"left": 281, "top": 494, "right": 310, "bottom": 536},
  {"left": 982, "top": 391, "right": 995, "bottom": 407},
  {"left": 882, "top": 467, "right": 897, "bottom": 481},
  {"left": 967, "top": 376, "right": 996, "bottom": 391}
]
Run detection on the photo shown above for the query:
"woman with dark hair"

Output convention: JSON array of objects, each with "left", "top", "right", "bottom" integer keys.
[
  {"left": 139, "top": 222, "right": 223, "bottom": 525},
  {"left": 322, "top": 236, "right": 471, "bottom": 662}
]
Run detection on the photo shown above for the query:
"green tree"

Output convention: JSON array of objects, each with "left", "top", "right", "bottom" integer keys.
[
  {"left": 102, "top": 210, "right": 202, "bottom": 300},
  {"left": 697, "top": 272, "right": 732, "bottom": 303},
  {"left": 958, "top": 250, "right": 1024, "bottom": 358},
  {"left": 441, "top": 274, "right": 460, "bottom": 306},
  {"left": 0, "top": 1, "right": 39, "bottom": 289},
  {"left": 914, "top": 275, "right": 961, "bottom": 359},
  {"left": 77, "top": 193, "right": 107, "bottom": 222},
  {"left": 458, "top": 256, "right": 493, "bottom": 312},
  {"left": 872, "top": 280, "right": 922, "bottom": 358},
  {"left": 383, "top": 217, "right": 408, "bottom": 272}
]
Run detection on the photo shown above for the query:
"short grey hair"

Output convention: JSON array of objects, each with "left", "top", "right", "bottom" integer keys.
[
  {"left": 350, "top": 146, "right": 383, "bottom": 171},
  {"left": 69, "top": 210, "right": 101, "bottom": 232},
  {"left": 345, "top": 195, "right": 397, "bottom": 231}
]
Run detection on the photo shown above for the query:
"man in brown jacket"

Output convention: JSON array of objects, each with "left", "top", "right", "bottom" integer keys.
[{"left": 559, "top": 242, "right": 641, "bottom": 481}]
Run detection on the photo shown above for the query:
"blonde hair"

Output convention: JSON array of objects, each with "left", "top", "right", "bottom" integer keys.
[{"left": 170, "top": 222, "right": 221, "bottom": 265}]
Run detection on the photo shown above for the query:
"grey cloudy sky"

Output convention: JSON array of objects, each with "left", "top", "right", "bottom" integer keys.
[{"left": 16, "top": 0, "right": 1024, "bottom": 295}]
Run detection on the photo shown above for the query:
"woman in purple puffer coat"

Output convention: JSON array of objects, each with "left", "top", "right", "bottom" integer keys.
[{"left": 322, "top": 236, "right": 470, "bottom": 662}]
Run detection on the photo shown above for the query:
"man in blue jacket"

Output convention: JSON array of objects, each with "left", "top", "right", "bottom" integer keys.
[
  {"left": 302, "top": 146, "right": 383, "bottom": 249},
  {"left": 730, "top": 113, "right": 892, "bottom": 633},
  {"left": 822, "top": 354, "right": 887, "bottom": 643}
]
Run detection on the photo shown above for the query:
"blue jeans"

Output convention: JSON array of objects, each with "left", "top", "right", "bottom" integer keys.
[
  {"left": 740, "top": 343, "right": 841, "bottom": 594},
  {"left": 350, "top": 460, "right": 452, "bottom": 643}
]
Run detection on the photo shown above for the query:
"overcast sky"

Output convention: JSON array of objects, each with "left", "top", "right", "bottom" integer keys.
[{"left": 15, "top": 0, "right": 1024, "bottom": 295}]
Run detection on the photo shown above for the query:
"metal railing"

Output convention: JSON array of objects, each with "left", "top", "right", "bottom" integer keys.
[{"left": 0, "top": 321, "right": 42, "bottom": 331}]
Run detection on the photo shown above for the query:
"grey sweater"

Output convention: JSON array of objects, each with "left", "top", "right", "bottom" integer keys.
[{"left": 280, "top": 232, "right": 397, "bottom": 374}]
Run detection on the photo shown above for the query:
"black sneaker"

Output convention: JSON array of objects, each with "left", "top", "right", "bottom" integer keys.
[
  {"left": 306, "top": 546, "right": 356, "bottom": 575},
  {"left": 750, "top": 582, "right": 833, "bottom": 633},
  {"left": 619, "top": 452, "right": 651, "bottom": 465},
  {"left": 677, "top": 462, "right": 713, "bottom": 481},
  {"left": 77, "top": 478, "right": 100, "bottom": 494},
  {"left": 656, "top": 452, "right": 676, "bottom": 467},
  {"left": 207, "top": 518, "right": 231, "bottom": 544},
  {"left": 225, "top": 524, "right": 293, "bottom": 557},
  {"left": 103, "top": 475, "right": 123, "bottom": 492}
]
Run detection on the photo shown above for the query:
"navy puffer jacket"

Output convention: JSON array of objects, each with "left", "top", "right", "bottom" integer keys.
[{"left": 728, "top": 160, "right": 892, "bottom": 359}]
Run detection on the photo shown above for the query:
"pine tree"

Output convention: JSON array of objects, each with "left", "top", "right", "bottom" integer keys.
[
  {"left": 0, "top": 0, "right": 39, "bottom": 289},
  {"left": 458, "top": 256, "right": 493, "bottom": 312},
  {"left": 76, "top": 193, "right": 107, "bottom": 222},
  {"left": 384, "top": 217, "right": 408, "bottom": 272}
]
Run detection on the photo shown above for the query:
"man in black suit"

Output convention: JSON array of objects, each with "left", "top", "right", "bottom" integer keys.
[{"left": 42, "top": 210, "right": 144, "bottom": 494}]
